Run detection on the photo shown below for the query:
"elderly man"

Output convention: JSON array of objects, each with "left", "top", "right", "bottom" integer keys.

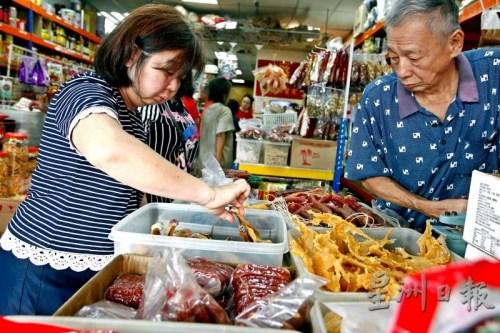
[{"left": 346, "top": 0, "right": 499, "bottom": 230}]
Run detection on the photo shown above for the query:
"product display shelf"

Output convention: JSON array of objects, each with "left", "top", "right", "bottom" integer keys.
[
  {"left": 353, "top": 22, "right": 384, "bottom": 48},
  {"left": 459, "top": 0, "right": 498, "bottom": 23},
  {"left": 238, "top": 163, "right": 333, "bottom": 181},
  {"left": 0, "top": 23, "right": 92, "bottom": 64},
  {"left": 353, "top": 0, "right": 498, "bottom": 48},
  {"left": 13, "top": 0, "right": 101, "bottom": 44}
]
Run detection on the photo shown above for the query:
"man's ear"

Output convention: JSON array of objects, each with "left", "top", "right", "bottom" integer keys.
[
  {"left": 449, "top": 29, "right": 464, "bottom": 57},
  {"left": 126, "top": 48, "right": 141, "bottom": 68}
]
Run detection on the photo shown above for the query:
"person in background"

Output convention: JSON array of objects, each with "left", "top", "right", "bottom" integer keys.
[
  {"left": 0, "top": 4, "right": 250, "bottom": 315},
  {"left": 236, "top": 94, "right": 254, "bottom": 120},
  {"left": 227, "top": 98, "right": 241, "bottom": 159},
  {"left": 196, "top": 77, "right": 235, "bottom": 171},
  {"left": 346, "top": 0, "right": 499, "bottom": 231},
  {"left": 181, "top": 83, "right": 201, "bottom": 128},
  {"left": 227, "top": 99, "right": 241, "bottom": 133}
]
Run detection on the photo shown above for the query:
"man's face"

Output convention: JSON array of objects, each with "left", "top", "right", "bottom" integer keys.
[{"left": 386, "top": 16, "right": 456, "bottom": 93}]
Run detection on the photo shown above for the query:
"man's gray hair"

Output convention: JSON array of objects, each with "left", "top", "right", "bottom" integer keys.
[{"left": 385, "top": 0, "right": 461, "bottom": 38}]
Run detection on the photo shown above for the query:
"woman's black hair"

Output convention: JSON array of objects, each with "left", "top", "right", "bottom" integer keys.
[
  {"left": 94, "top": 4, "right": 204, "bottom": 87},
  {"left": 207, "top": 77, "right": 232, "bottom": 104}
]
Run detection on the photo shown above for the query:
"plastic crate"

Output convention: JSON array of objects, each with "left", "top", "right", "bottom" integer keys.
[
  {"left": 263, "top": 140, "right": 290, "bottom": 166},
  {"left": 235, "top": 137, "right": 263, "bottom": 163},
  {"left": 109, "top": 203, "right": 289, "bottom": 266},
  {"left": 262, "top": 111, "right": 297, "bottom": 131}
]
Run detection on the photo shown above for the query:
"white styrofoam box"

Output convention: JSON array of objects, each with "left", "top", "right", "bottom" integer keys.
[
  {"left": 235, "top": 137, "right": 263, "bottom": 164},
  {"left": 109, "top": 203, "right": 288, "bottom": 266},
  {"left": 310, "top": 301, "right": 394, "bottom": 333},
  {"left": 291, "top": 227, "right": 462, "bottom": 302},
  {"left": 6, "top": 317, "right": 300, "bottom": 333},
  {"left": 262, "top": 141, "right": 290, "bottom": 166}
]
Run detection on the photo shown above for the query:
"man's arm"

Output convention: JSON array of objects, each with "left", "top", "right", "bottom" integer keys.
[{"left": 362, "top": 176, "right": 468, "bottom": 218}]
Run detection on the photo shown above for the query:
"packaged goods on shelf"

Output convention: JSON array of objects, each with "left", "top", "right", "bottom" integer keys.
[
  {"left": 262, "top": 141, "right": 290, "bottom": 166},
  {"left": 235, "top": 136, "right": 263, "bottom": 164}
]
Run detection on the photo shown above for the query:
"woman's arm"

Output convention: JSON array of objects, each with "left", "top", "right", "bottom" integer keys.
[{"left": 72, "top": 113, "right": 248, "bottom": 219}]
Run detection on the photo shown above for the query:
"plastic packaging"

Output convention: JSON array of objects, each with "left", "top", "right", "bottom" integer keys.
[
  {"left": 201, "top": 155, "right": 232, "bottom": 187},
  {"left": 187, "top": 257, "right": 233, "bottom": 298},
  {"left": 235, "top": 137, "right": 263, "bottom": 164},
  {"left": 236, "top": 276, "right": 325, "bottom": 330},
  {"left": 137, "top": 249, "right": 231, "bottom": 324},
  {"left": 76, "top": 300, "right": 137, "bottom": 319}
]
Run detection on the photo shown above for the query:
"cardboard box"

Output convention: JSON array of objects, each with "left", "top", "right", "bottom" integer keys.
[
  {"left": 0, "top": 198, "right": 23, "bottom": 236},
  {"left": 55, "top": 254, "right": 150, "bottom": 316},
  {"left": 463, "top": 171, "right": 500, "bottom": 259},
  {"left": 290, "top": 137, "right": 336, "bottom": 170}
]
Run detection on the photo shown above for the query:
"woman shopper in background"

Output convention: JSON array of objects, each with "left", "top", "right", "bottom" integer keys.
[
  {"left": 0, "top": 4, "right": 249, "bottom": 315},
  {"left": 196, "top": 77, "right": 235, "bottom": 172},
  {"left": 236, "top": 94, "right": 254, "bottom": 120}
]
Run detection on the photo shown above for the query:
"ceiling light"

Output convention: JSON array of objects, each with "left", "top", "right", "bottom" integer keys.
[
  {"left": 235, "top": 69, "right": 242, "bottom": 75},
  {"left": 99, "top": 11, "right": 118, "bottom": 24},
  {"left": 217, "top": 41, "right": 224, "bottom": 45},
  {"left": 225, "top": 21, "right": 238, "bottom": 30},
  {"left": 204, "top": 64, "right": 219, "bottom": 74},
  {"left": 214, "top": 51, "right": 227, "bottom": 60},
  {"left": 182, "top": 0, "right": 218, "bottom": 4},
  {"left": 306, "top": 38, "right": 315, "bottom": 42},
  {"left": 110, "top": 12, "right": 125, "bottom": 21},
  {"left": 232, "top": 79, "right": 245, "bottom": 84}
]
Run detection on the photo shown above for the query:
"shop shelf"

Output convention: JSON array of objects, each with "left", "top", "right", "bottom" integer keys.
[
  {"left": 0, "top": 23, "right": 92, "bottom": 64},
  {"left": 13, "top": 0, "right": 101, "bottom": 44},
  {"left": 238, "top": 163, "right": 333, "bottom": 181}
]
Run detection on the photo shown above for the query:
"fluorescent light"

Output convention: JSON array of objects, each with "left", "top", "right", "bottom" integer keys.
[
  {"left": 204, "top": 64, "right": 219, "bottom": 74},
  {"left": 99, "top": 11, "right": 118, "bottom": 24},
  {"left": 182, "top": 0, "right": 218, "bottom": 4},
  {"left": 225, "top": 21, "right": 238, "bottom": 30},
  {"left": 306, "top": 38, "right": 315, "bottom": 42},
  {"left": 217, "top": 41, "right": 224, "bottom": 45},
  {"left": 110, "top": 12, "right": 125, "bottom": 21},
  {"left": 214, "top": 51, "right": 227, "bottom": 60},
  {"left": 232, "top": 79, "right": 245, "bottom": 84}
]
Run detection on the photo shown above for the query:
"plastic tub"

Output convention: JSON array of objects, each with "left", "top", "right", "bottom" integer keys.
[
  {"left": 109, "top": 203, "right": 288, "bottom": 266},
  {"left": 310, "top": 301, "right": 394, "bottom": 333},
  {"left": 235, "top": 137, "right": 263, "bottom": 163},
  {"left": 291, "top": 227, "right": 462, "bottom": 302},
  {"left": 263, "top": 141, "right": 290, "bottom": 166}
]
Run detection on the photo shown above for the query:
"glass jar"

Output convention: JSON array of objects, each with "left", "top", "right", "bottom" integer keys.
[
  {"left": 4, "top": 132, "right": 29, "bottom": 196},
  {"left": 0, "top": 114, "right": 8, "bottom": 144},
  {"left": 27, "top": 146, "right": 39, "bottom": 175},
  {"left": 0, "top": 151, "right": 8, "bottom": 197}
]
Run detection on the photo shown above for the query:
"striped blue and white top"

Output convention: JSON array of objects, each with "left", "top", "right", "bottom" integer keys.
[{"left": 0, "top": 72, "right": 146, "bottom": 271}]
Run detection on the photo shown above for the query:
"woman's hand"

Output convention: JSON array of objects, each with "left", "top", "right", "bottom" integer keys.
[{"left": 201, "top": 179, "right": 251, "bottom": 222}]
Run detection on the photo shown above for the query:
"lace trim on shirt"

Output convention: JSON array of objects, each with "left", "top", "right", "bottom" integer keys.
[{"left": 0, "top": 229, "right": 113, "bottom": 272}]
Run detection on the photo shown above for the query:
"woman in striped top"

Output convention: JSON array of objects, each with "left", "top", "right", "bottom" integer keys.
[
  {"left": 0, "top": 4, "right": 250, "bottom": 315},
  {"left": 139, "top": 96, "right": 199, "bottom": 203}
]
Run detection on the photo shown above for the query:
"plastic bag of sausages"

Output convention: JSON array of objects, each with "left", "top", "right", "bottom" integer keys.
[
  {"left": 136, "top": 249, "right": 231, "bottom": 324},
  {"left": 235, "top": 276, "right": 325, "bottom": 330}
]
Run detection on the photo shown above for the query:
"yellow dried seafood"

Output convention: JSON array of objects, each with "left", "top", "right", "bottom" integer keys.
[{"left": 290, "top": 216, "right": 451, "bottom": 299}]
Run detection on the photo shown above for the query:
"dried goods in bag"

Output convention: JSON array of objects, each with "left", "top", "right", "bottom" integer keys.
[{"left": 136, "top": 249, "right": 231, "bottom": 324}]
